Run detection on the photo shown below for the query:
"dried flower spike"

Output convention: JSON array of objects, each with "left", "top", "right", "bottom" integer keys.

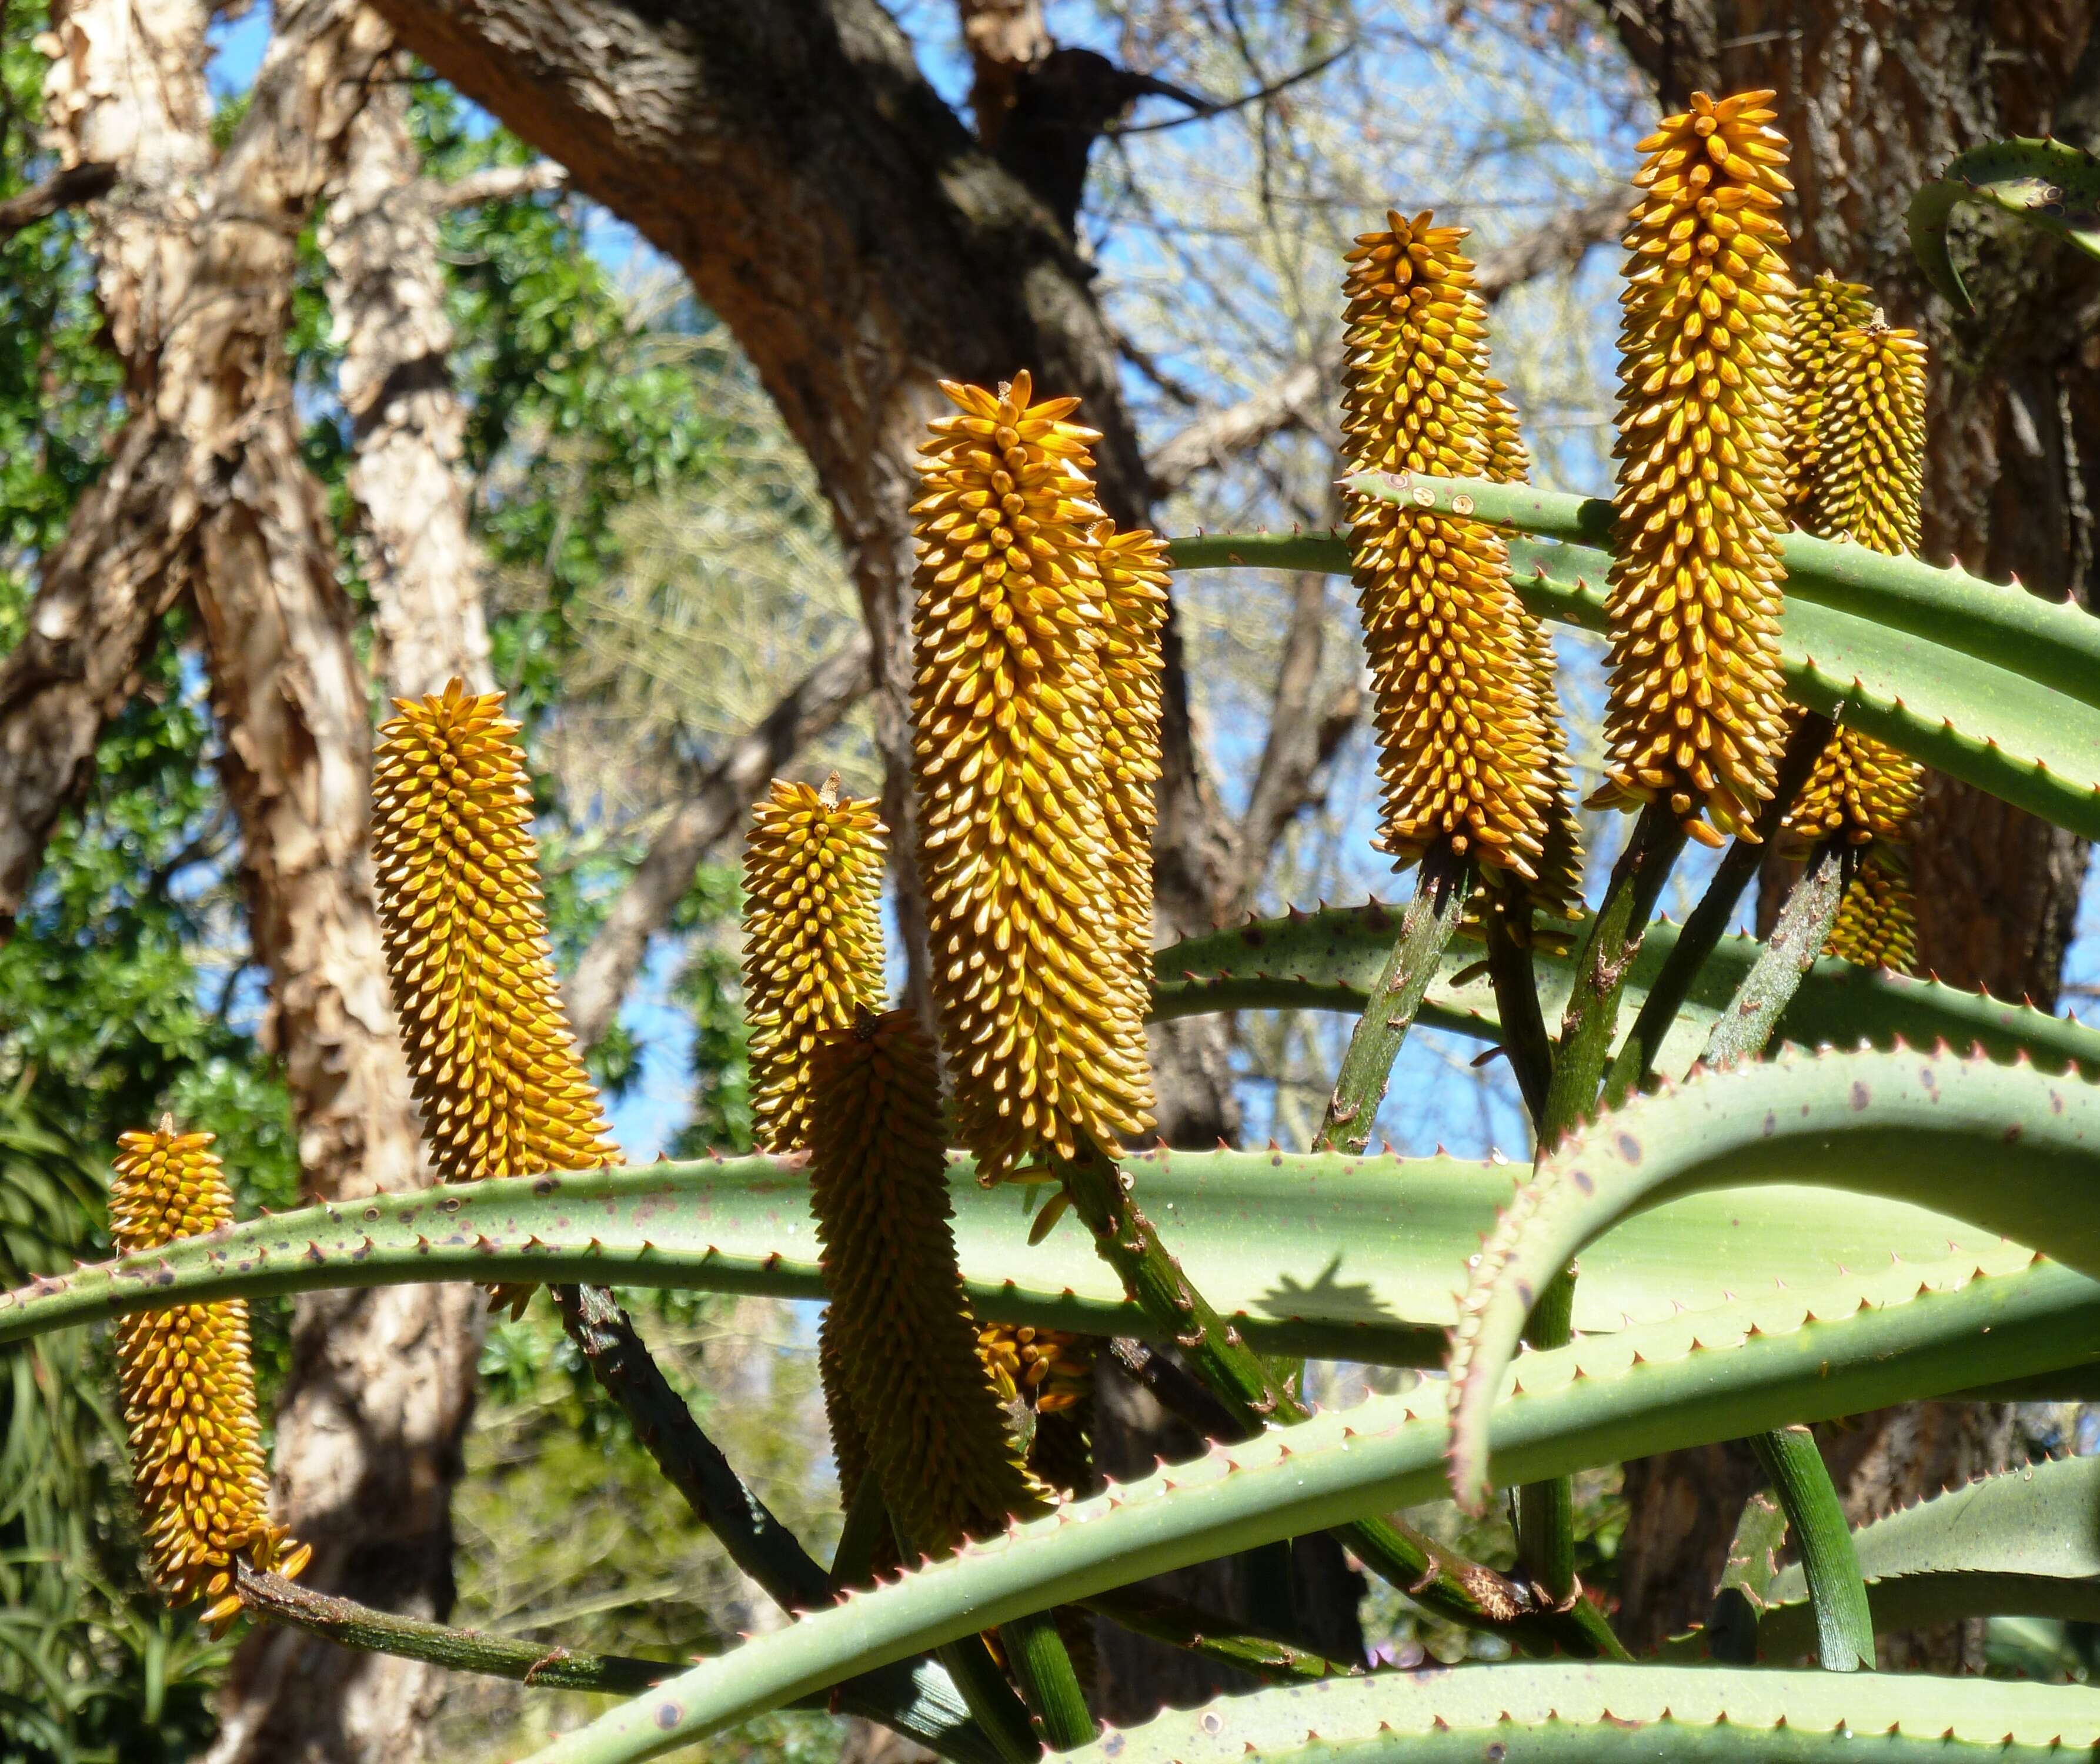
[
  {"left": 1094, "top": 523, "right": 1169, "bottom": 1004},
  {"left": 112, "top": 1121, "right": 309, "bottom": 1634},
  {"left": 371, "top": 679, "right": 620, "bottom": 1315},
  {"left": 809, "top": 1009, "right": 1041, "bottom": 1555},
  {"left": 742, "top": 777, "right": 887, "bottom": 1153},
  {"left": 1340, "top": 212, "right": 1568, "bottom": 889},
  {"left": 1592, "top": 90, "right": 1797, "bottom": 848},
  {"left": 910, "top": 373, "right": 1153, "bottom": 1182}
]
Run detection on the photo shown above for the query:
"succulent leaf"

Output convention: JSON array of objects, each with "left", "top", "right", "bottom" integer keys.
[
  {"left": 109, "top": 1124, "right": 308, "bottom": 1632},
  {"left": 507, "top": 1252, "right": 2100, "bottom": 1764},
  {"left": 1909, "top": 135, "right": 2100, "bottom": 312},
  {"left": 909, "top": 373, "right": 1153, "bottom": 1181},
  {"left": 1592, "top": 90, "right": 1797, "bottom": 847},
  {"left": 1445, "top": 1044, "right": 2100, "bottom": 1511},
  {"left": 740, "top": 777, "right": 888, "bottom": 1154}
]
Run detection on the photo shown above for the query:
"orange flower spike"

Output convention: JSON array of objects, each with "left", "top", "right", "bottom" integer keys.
[
  {"left": 1340, "top": 213, "right": 1567, "bottom": 890},
  {"left": 741, "top": 778, "right": 887, "bottom": 1153},
  {"left": 909, "top": 373, "right": 1154, "bottom": 1183},
  {"left": 1824, "top": 847, "right": 1919, "bottom": 974},
  {"left": 370, "top": 680, "right": 620, "bottom": 1316},
  {"left": 1591, "top": 89, "right": 1798, "bottom": 848},
  {"left": 111, "top": 1122, "right": 310, "bottom": 1635}
]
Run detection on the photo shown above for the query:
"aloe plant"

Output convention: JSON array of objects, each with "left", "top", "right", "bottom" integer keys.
[{"left": 15, "top": 91, "right": 2100, "bottom": 1764}]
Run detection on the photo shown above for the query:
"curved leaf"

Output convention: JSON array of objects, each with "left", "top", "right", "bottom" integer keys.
[
  {"left": 1051, "top": 1666, "right": 2100, "bottom": 1764},
  {"left": 1445, "top": 1045, "right": 2100, "bottom": 1510},
  {"left": 1171, "top": 473, "right": 2100, "bottom": 843},
  {"left": 517, "top": 1257, "right": 2100, "bottom": 1764},
  {"left": 0, "top": 1155, "right": 2039, "bottom": 1367},
  {"left": 1909, "top": 136, "right": 2100, "bottom": 311},
  {"left": 1153, "top": 903, "right": 2100, "bottom": 1081},
  {"left": 1734, "top": 1454, "right": 2100, "bottom": 1659}
]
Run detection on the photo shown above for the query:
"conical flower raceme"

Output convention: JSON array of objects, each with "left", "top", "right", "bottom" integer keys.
[
  {"left": 1477, "top": 362, "right": 1583, "bottom": 919},
  {"left": 1340, "top": 212, "right": 1570, "bottom": 891},
  {"left": 1824, "top": 846, "right": 1919, "bottom": 973},
  {"left": 910, "top": 373, "right": 1153, "bottom": 1182},
  {"left": 111, "top": 1123, "right": 309, "bottom": 1634},
  {"left": 741, "top": 778, "right": 888, "bottom": 1153},
  {"left": 1591, "top": 90, "right": 1797, "bottom": 848},
  {"left": 808, "top": 1009, "right": 1043, "bottom": 1556},
  {"left": 1094, "top": 523, "right": 1169, "bottom": 1005},
  {"left": 370, "top": 679, "right": 621, "bottom": 1317},
  {"left": 1777, "top": 281, "right": 1929, "bottom": 974},
  {"left": 1784, "top": 274, "right": 1877, "bottom": 521}
]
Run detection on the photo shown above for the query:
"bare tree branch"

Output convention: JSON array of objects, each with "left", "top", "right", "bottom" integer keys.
[
  {"left": 431, "top": 156, "right": 566, "bottom": 209},
  {"left": 567, "top": 630, "right": 874, "bottom": 1050},
  {"left": 1143, "top": 189, "right": 1627, "bottom": 497},
  {"left": 0, "top": 159, "right": 115, "bottom": 238}
]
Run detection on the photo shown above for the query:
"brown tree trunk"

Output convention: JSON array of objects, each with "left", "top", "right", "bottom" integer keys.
[
  {"left": 27, "top": 4, "right": 479, "bottom": 1757},
  {"left": 1605, "top": 0, "right": 2095, "bottom": 1659}
]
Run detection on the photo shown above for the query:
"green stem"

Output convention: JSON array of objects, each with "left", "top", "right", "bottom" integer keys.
[
  {"left": 1054, "top": 1135, "right": 1625, "bottom": 1660},
  {"left": 830, "top": 1469, "right": 891, "bottom": 1595},
  {"left": 1700, "top": 842, "right": 1849, "bottom": 1070},
  {"left": 934, "top": 1640, "right": 1039, "bottom": 1764},
  {"left": 1749, "top": 1428, "right": 1875, "bottom": 1672},
  {"left": 1514, "top": 802, "right": 1684, "bottom": 1608},
  {"left": 997, "top": 1610, "right": 1094, "bottom": 1749},
  {"left": 1313, "top": 849, "right": 1471, "bottom": 1154},
  {"left": 1481, "top": 883, "right": 1553, "bottom": 1126},
  {"left": 1600, "top": 714, "right": 1834, "bottom": 1109},
  {"left": 1539, "top": 801, "right": 1687, "bottom": 1148},
  {"left": 233, "top": 1565, "right": 670, "bottom": 1695},
  {"left": 553, "top": 1285, "right": 996, "bottom": 1762},
  {"left": 1084, "top": 1585, "right": 1361, "bottom": 1683}
]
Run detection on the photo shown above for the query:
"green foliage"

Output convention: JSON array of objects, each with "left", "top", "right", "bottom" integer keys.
[
  {"left": 1908, "top": 136, "right": 2100, "bottom": 311},
  {"left": 669, "top": 864, "right": 753, "bottom": 1158}
]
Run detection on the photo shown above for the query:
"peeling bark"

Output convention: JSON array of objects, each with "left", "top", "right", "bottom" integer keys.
[{"left": 26, "top": 4, "right": 477, "bottom": 1758}]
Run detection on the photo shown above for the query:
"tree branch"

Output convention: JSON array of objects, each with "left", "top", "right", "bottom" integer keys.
[
  {"left": 432, "top": 157, "right": 567, "bottom": 209},
  {"left": 0, "top": 159, "right": 115, "bottom": 238},
  {"left": 1143, "top": 189, "right": 1626, "bottom": 497},
  {"left": 567, "top": 630, "right": 874, "bottom": 1050}
]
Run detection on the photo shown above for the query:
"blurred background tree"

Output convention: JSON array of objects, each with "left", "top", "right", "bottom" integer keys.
[{"left": 0, "top": 1, "right": 2093, "bottom": 1759}]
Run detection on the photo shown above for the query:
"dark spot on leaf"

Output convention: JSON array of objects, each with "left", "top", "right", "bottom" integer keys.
[
  {"left": 1850, "top": 1081, "right": 1870, "bottom": 1111},
  {"left": 1762, "top": 1111, "right": 1777, "bottom": 1138},
  {"left": 1572, "top": 1168, "right": 1594, "bottom": 1194},
  {"left": 2005, "top": 1124, "right": 2024, "bottom": 1145},
  {"left": 1918, "top": 1068, "right": 1936, "bottom": 1090},
  {"left": 1101, "top": 1736, "right": 1126, "bottom": 1758},
  {"left": 1243, "top": 927, "right": 1264, "bottom": 946},
  {"left": 438, "top": 1197, "right": 462, "bottom": 1214},
  {"left": 533, "top": 1177, "right": 558, "bottom": 1195},
  {"left": 1515, "top": 1280, "right": 1534, "bottom": 1308},
  {"left": 2052, "top": 1091, "right": 2065, "bottom": 1115},
  {"left": 1486, "top": 1747, "right": 1507, "bottom": 1763},
  {"left": 1200, "top": 1713, "right": 1224, "bottom": 1736},
  {"left": 656, "top": 1703, "right": 683, "bottom": 1731},
  {"left": 363, "top": 1207, "right": 380, "bottom": 1222},
  {"left": 153, "top": 1269, "right": 175, "bottom": 1287},
  {"left": 1614, "top": 1132, "right": 1640, "bottom": 1165}
]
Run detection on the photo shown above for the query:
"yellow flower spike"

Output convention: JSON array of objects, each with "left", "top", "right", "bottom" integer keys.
[
  {"left": 1590, "top": 89, "right": 1798, "bottom": 848},
  {"left": 1477, "top": 366, "right": 1584, "bottom": 919},
  {"left": 1784, "top": 274, "right": 1877, "bottom": 519},
  {"left": 909, "top": 373, "right": 1154, "bottom": 1184},
  {"left": 809, "top": 1010, "right": 1043, "bottom": 1555},
  {"left": 1093, "top": 524, "right": 1168, "bottom": 1005},
  {"left": 111, "top": 1121, "right": 309, "bottom": 1636},
  {"left": 976, "top": 1322, "right": 1094, "bottom": 1418},
  {"left": 1340, "top": 213, "right": 1567, "bottom": 889},
  {"left": 1778, "top": 293, "right": 1930, "bottom": 967},
  {"left": 370, "top": 679, "right": 621, "bottom": 1317},
  {"left": 1824, "top": 846, "right": 1919, "bottom": 973},
  {"left": 741, "top": 777, "right": 888, "bottom": 1154}
]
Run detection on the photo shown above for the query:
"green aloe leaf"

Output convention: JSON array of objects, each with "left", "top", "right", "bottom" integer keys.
[
  {"left": 1445, "top": 1044, "right": 2100, "bottom": 1511},
  {"left": 1050, "top": 1665, "right": 2100, "bottom": 1764},
  {"left": 1909, "top": 136, "right": 2100, "bottom": 311},
  {"left": 1676, "top": 1454, "right": 2100, "bottom": 1661},
  {"left": 1171, "top": 473, "right": 2100, "bottom": 843},
  {"left": 1153, "top": 903, "right": 2100, "bottom": 1080},
  {"left": 0, "top": 1155, "right": 2039, "bottom": 1369},
  {"left": 515, "top": 1255, "right": 2100, "bottom": 1764}
]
